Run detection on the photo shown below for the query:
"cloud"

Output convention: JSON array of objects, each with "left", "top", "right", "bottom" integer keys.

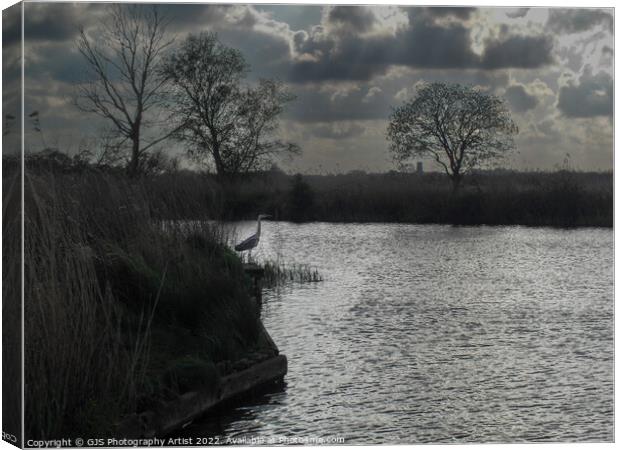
[
  {"left": 505, "top": 8, "right": 530, "bottom": 19},
  {"left": 24, "top": 7, "right": 79, "bottom": 42},
  {"left": 26, "top": 44, "right": 87, "bottom": 83},
  {"left": 2, "top": 3, "right": 22, "bottom": 47},
  {"left": 286, "top": 83, "right": 392, "bottom": 122},
  {"left": 289, "top": 7, "right": 553, "bottom": 83},
  {"left": 481, "top": 34, "right": 554, "bottom": 69},
  {"left": 286, "top": 67, "right": 511, "bottom": 123},
  {"left": 310, "top": 122, "right": 365, "bottom": 140},
  {"left": 19, "top": 3, "right": 104, "bottom": 45},
  {"left": 363, "top": 86, "right": 382, "bottom": 102},
  {"left": 326, "top": 6, "right": 377, "bottom": 34},
  {"left": 161, "top": 3, "right": 230, "bottom": 30},
  {"left": 423, "top": 7, "right": 476, "bottom": 20},
  {"left": 547, "top": 9, "right": 613, "bottom": 34},
  {"left": 557, "top": 68, "right": 612, "bottom": 117},
  {"left": 504, "top": 84, "right": 538, "bottom": 112}
]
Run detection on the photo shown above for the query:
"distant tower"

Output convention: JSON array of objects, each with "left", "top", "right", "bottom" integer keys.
[{"left": 416, "top": 161, "right": 423, "bottom": 174}]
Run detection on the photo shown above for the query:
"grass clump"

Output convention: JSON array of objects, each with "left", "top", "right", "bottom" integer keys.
[{"left": 261, "top": 260, "right": 324, "bottom": 286}]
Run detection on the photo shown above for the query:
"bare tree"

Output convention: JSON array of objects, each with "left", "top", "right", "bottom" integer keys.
[
  {"left": 75, "top": 4, "right": 177, "bottom": 177},
  {"left": 73, "top": 127, "right": 126, "bottom": 170},
  {"left": 162, "top": 32, "right": 299, "bottom": 177},
  {"left": 387, "top": 82, "right": 518, "bottom": 191}
]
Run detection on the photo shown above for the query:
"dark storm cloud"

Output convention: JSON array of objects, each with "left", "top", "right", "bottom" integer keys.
[
  {"left": 2, "top": 3, "right": 21, "bottom": 47},
  {"left": 160, "top": 5, "right": 296, "bottom": 80},
  {"left": 19, "top": 3, "right": 101, "bottom": 45},
  {"left": 290, "top": 11, "right": 482, "bottom": 83},
  {"left": 15, "top": 3, "right": 554, "bottom": 88},
  {"left": 557, "top": 69, "right": 613, "bottom": 118},
  {"left": 547, "top": 9, "right": 613, "bottom": 34},
  {"left": 159, "top": 3, "right": 228, "bottom": 30},
  {"left": 25, "top": 11, "right": 78, "bottom": 42},
  {"left": 504, "top": 85, "right": 538, "bottom": 112},
  {"left": 12, "top": 3, "right": 214, "bottom": 49},
  {"left": 422, "top": 7, "right": 476, "bottom": 20},
  {"left": 326, "top": 6, "right": 377, "bottom": 33},
  {"left": 26, "top": 44, "right": 89, "bottom": 83},
  {"left": 290, "top": 15, "right": 553, "bottom": 83},
  {"left": 481, "top": 35, "right": 554, "bottom": 69},
  {"left": 395, "top": 16, "right": 480, "bottom": 68}
]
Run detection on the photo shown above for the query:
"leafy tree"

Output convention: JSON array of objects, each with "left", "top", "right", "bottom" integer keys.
[
  {"left": 287, "top": 174, "right": 315, "bottom": 221},
  {"left": 162, "top": 32, "right": 299, "bottom": 177},
  {"left": 75, "top": 5, "right": 177, "bottom": 177},
  {"left": 387, "top": 82, "right": 518, "bottom": 191}
]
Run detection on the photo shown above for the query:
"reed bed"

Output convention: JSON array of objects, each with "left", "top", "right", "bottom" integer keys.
[{"left": 11, "top": 167, "right": 260, "bottom": 439}]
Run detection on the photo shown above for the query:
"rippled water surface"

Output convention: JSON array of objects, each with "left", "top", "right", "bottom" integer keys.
[{"left": 188, "top": 223, "right": 613, "bottom": 443}]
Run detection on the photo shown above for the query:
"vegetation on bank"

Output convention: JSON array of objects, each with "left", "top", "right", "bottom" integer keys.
[{"left": 4, "top": 165, "right": 272, "bottom": 439}]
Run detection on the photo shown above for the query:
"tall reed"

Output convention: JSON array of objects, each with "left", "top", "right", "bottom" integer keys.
[
  {"left": 22, "top": 171, "right": 155, "bottom": 438},
  {"left": 17, "top": 168, "right": 259, "bottom": 438}
]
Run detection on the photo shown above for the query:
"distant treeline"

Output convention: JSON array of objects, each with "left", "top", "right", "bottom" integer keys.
[
  {"left": 6, "top": 152, "right": 612, "bottom": 227},
  {"left": 219, "top": 169, "right": 612, "bottom": 228}
]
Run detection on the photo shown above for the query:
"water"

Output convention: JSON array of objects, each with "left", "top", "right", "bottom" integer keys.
[{"left": 186, "top": 223, "right": 613, "bottom": 444}]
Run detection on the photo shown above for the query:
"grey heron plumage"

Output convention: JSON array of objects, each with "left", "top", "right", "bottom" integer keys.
[{"left": 235, "top": 214, "right": 271, "bottom": 252}]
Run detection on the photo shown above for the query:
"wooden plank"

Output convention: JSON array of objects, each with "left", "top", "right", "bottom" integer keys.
[{"left": 116, "top": 355, "right": 287, "bottom": 438}]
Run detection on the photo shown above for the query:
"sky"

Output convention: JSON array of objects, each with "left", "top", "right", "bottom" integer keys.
[{"left": 2, "top": 1, "right": 614, "bottom": 173}]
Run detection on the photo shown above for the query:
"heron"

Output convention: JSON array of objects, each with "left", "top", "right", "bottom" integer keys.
[{"left": 235, "top": 214, "right": 271, "bottom": 259}]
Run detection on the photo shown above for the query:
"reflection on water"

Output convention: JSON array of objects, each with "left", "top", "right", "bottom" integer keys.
[{"left": 186, "top": 223, "right": 613, "bottom": 443}]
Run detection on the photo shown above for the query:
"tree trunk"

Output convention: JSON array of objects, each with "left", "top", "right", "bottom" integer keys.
[
  {"left": 128, "top": 128, "right": 141, "bottom": 178},
  {"left": 211, "top": 143, "right": 227, "bottom": 178},
  {"left": 451, "top": 173, "right": 462, "bottom": 194}
]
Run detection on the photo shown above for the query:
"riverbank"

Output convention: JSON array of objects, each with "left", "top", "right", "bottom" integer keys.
[{"left": 4, "top": 167, "right": 282, "bottom": 440}]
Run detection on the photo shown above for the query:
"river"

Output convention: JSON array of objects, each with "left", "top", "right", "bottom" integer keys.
[{"left": 185, "top": 223, "right": 613, "bottom": 444}]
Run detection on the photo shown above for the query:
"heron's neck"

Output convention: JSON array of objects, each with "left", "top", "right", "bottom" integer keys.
[{"left": 256, "top": 218, "right": 262, "bottom": 235}]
